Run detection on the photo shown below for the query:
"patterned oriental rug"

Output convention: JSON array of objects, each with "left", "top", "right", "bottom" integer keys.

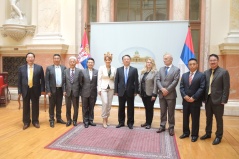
[{"left": 45, "top": 124, "right": 180, "bottom": 159}]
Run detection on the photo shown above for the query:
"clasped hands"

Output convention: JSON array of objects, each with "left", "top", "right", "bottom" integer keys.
[{"left": 184, "top": 95, "right": 195, "bottom": 103}]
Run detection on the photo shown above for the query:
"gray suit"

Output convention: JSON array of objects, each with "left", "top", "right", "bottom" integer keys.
[
  {"left": 45, "top": 65, "right": 66, "bottom": 122},
  {"left": 80, "top": 68, "right": 98, "bottom": 124},
  {"left": 156, "top": 65, "right": 180, "bottom": 128},
  {"left": 63, "top": 68, "right": 82, "bottom": 122},
  {"left": 204, "top": 67, "right": 230, "bottom": 138}
]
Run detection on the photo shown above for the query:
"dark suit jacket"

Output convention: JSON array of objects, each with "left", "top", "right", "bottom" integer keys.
[
  {"left": 63, "top": 68, "right": 82, "bottom": 97},
  {"left": 204, "top": 67, "right": 230, "bottom": 105},
  {"left": 80, "top": 68, "right": 98, "bottom": 98},
  {"left": 156, "top": 65, "right": 180, "bottom": 99},
  {"left": 45, "top": 65, "right": 66, "bottom": 94},
  {"left": 180, "top": 71, "right": 205, "bottom": 107},
  {"left": 114, "top": 66, "right": 139, "bottom": 97},
  {"left": 18, "top": 64, "right": 45, "bottom": 98}
]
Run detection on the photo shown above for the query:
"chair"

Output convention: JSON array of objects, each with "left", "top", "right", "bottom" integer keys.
[{"left": 0, "top": 76, "right": 9, "bottom": 105}]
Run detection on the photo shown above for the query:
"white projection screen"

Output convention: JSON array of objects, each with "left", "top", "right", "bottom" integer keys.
[{"left": 90, "top": 21, "right": 189, "bottom": 109}]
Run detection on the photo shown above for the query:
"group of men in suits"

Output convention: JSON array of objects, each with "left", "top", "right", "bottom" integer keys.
[
  {"left": 18, "top": 52, "right": 230, "bottom": 145},
  {"left": 178, "top": 54, "right": 230, "bottom": 145},
  {"left": 18, "top": 53, "right": 98, "bottom": 130}
]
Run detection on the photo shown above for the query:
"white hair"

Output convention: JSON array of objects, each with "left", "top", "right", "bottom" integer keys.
[{"left": 69, "top": 56, "right": 77, "bottom": 61}]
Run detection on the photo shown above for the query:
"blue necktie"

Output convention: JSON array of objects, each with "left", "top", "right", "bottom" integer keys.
[
  {"left": 124, "top": 67, "right": 128, "bottom": 85},
  {"left": 165, "top": 67, "right": 169, "bottom": 75}
]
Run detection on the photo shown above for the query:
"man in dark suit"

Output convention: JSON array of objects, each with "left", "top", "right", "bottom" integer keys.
[
  {"left": 200, "top": 54, "right": 230, "bottom": 145},
  {"left": 179, "top": 58, "right": 205, "bottom": 142},
  {"left": 45, "top": 54, "right": 67, "bottom": 128},
  {"left": 114, "top": 55, "right": 139, "bottom": 129},
  {"left": 18, "top": 52, "right": 45, "bottom": 130},
  {"left": 156, "top": 53, "right": 180, "bottom": 136},
  {"left": 63, "top": 56, "right": 82, "bottom": 127},
  {"left": 80, "top": 57, "right": 98, "bottom": 128}
]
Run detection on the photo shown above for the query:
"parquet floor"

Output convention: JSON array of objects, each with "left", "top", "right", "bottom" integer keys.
[{"left": 0, "top": 101, "right": 238, "bottom": 159}]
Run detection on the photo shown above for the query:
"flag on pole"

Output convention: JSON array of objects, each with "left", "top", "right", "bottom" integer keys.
[
  {"left": 178, "top": 27, "right": 195, "bottom": 77},
  {"left": 77, "top": 30, "right": 90, "bottom": 69}
]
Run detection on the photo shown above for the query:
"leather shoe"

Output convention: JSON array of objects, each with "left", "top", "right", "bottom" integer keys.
[
  {"left": 89, "top": 122, "right": 96, "bottom": 126},
  {"left": 156, "top": 126, "right": 165, "bottom": 133},
  {"left": 200, "top": 134, "right": 211, "bottom": 140},
  {"left": 116, "top": 123, "right": 125, "bottom": 128},
  {"left": 141, "top": 123, "right": 147, "bottom": 127},
  {"left": 212, "top": 137, "right": 221, "bottom": 145},
  {"left": 84, "top": 124, "right": 89, "bottom": 128},
  {"left": 179, "top": 134, "right": 189, "bottom": 139},
  {"left": 128, "top": 125, "right": 133, "bottom": 129},
  {"left": 23, "top": 124, "right": 30, "bottom": 130},
  {"left": 73, "top": 121, "right": 77, "bottom": 126},
  {"left": 50, "top": 121, "right": 54, "bottom": 128},
  {"left": 57, "top": 119, "right": 66, "bottom": 124},
  {"left": 33, "top": 123, "right": 40, "bottom": 128},
  {"left": 169, "top": 128, "right": 174, "bottom": 136},
  {"left": 191, "top": 136, "right": 198, "bottom": 142},
  {"left": 145, "top": 125, "right": 151, "bottom": 129},
  {"left": 66, "top": 121, "right": 71, "bottom": 127}
]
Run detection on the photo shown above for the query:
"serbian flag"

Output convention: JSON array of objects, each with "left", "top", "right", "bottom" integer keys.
[
  {"left": 178, "top": 27, "right": 195, "bottom": 77},
  {"left": 77, "top": 30, "right": 90, "bottom": 69}
]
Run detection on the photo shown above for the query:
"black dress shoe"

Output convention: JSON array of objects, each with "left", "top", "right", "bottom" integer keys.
[
  {"left": 73, "top": 121, "right": 77, "bottom": 126},
  {"left": 145, "top": 125, "right": 151, "bottom": 129},
  {"left": 66, "top": 121, "right": 71, "bottom": 127},
  {"left": 156, "top": 126, "right": 165, "bottom": 133},
  {"left": 57, "top": 119, "right": 66, "bottom": 124},
  {"left": 169, "top": 128, "right": 174, "bottom": 136},
  {"left": 23, "top": 124, "right": 30, "bottom": 130},
  {"left": 191, "top": 136, "right": 198, "bottom": 142},
  {"left": 89, "top": 122, "right": 96, "bottom": 126},
  {"left": 84, "top": 124, "right": 89, "bottom": 128},
  {"left": 116, "top": 123, "right": 125, "bottom": 128},
  {"left": 50, "top": 121, "right": 54, "bottom": 128},
  {"left": 33, "top": 123, "right": 40, "bottom": 128},
  {"left": 179, "top": 134, "right": 190, "bottom": 139},
  {"left": 200, "top": 134, "right": 211, "bottom": 140},
  {"left": 212, "top": 137, "right": 221, "bottom": 145},
  {"left": 141, "top": 123, "right": 147, "bottom": 127},
  {"left": 128, "top": 125, "right": 133, "bottom": 129}
]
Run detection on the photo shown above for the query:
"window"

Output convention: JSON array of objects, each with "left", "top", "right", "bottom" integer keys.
[
  {"left": 88, "top": 0, "right": 97, "bottom": 22},
  {"left": 115, "top": 0, "right": 168, "bottom": 21},
  {"left": 189, "top": 0, "right": 201, "bottom": 60}
]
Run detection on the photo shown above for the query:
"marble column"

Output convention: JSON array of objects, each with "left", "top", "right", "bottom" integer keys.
[
  {"left": 98, "top": 0, "right": 111, "bottom": 22},
  {"left": 172, "top": 0, "right": 186, "bottom": 20},
  {"left": 219, "top": 0, "right": 239, "bottom": 116},
  {"left": 33, "top": 0, "right": 64, "bottom": 44}
]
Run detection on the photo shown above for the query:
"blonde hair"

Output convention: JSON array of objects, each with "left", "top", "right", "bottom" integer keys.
[
  {"left": 104, "top": 52, "right": 113, "bottom": 61},
  {"left": 141, "top": 57, "right": 157, "bottom": 74}
]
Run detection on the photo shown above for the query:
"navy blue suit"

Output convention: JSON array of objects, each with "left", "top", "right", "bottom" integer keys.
[
  {"left": 180, "top": 71, "right": 205, "bottom": 137},
  {"left": 114, "top": 66, "right": 138, "bottom": 126}
]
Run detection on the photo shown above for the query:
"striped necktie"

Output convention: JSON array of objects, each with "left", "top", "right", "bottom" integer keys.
[{"left": 70, "top": 69, "right": 74, "bottom": 83}]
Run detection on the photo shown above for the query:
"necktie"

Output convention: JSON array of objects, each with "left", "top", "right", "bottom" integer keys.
[
  {"left": 28, "top": 66, "right": 33, "bottom": 88},
  {"left": 165, "top": 67, "right": 169, "bottom": 76},
  {"left": 124, "top": 67, "right": 128, "bottom": 84},
  {"left": 189, "top": 72, "right": 193, "bottom": 85},
  {"left": 208, "top": 70, "right": 214, "bottom": 95},
  {"left": 70, "top": 69, "right": 74, "bottom": 83}
]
